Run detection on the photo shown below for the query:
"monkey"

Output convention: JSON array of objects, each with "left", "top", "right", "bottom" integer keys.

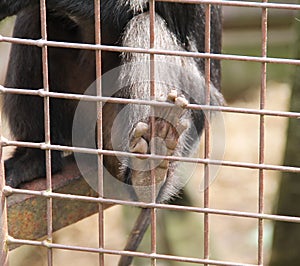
[{"left": 0, "top": 1, "right": 223, "bottom": 265}]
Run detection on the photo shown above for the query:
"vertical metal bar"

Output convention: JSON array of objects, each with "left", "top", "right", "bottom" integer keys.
[
  {"left": 0, "top": 109, "right": 8, "bottom": 265},
  {"left": 94, "top": 0, "right": 104, "bottom": 265},
  {"left": 259, "top": 1, "right": 268, "bottom": 265},
  {"left": 204, "top": 4, "right": 211, "bottom": 264},
  {"left": 40, "top": 0, "right": 53, "bottom": 265},
  {"left": 149, "top": 1, "right": 157, "bottom": 265}
]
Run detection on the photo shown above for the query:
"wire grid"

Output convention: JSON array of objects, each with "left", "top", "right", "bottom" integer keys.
[{"left": 0, "top": 0, "right": 299, "bottom": 265}]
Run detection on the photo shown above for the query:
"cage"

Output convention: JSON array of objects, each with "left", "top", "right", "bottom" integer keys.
[{"left": 0, "top": 0, "right": 300, "bottom": 265}]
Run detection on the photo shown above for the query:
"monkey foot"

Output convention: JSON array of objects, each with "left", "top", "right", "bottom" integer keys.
[{"left": 128, "top": 90, "right": 189, "bottom": 202}]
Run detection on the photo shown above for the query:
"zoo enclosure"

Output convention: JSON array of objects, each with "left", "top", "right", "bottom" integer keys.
[{"left": 0, "top": 0, "right": 300, "bottom": 265}]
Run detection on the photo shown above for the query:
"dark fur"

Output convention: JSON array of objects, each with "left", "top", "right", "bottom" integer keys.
[
  {"left": 1, "top": 1, "right": 222, "bottom": 188},
  {"left": 1, "top": 2, "right": 223, "bottom": 264}
]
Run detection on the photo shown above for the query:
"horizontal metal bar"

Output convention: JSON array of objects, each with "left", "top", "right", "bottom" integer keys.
[
  {"left": 4, "top": 187, "right": 300, "bottom": 224},
  {"left": 1, "top": 86, "right": 299, "bottom": 119},
  {"left": 158, "top": 0, "right": 300, "bottom": 10},
  {"left": 0, "top": 36, "right": 300, "bottom": 66},
  {"left": 2, "top": 139, "right": 300, "bottom": 174},
  {"left": 2, "top": 236, "right": 271, "bottom": 266}
]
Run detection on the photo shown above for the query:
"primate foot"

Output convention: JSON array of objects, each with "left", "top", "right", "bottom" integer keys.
[{"left": 128, "top": 90, "right": 189, "bottom": 202}]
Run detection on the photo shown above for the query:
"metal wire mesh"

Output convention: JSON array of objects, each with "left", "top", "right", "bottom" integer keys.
[{"left": 0, "top": 0, "right": 300, "bottom": 265}]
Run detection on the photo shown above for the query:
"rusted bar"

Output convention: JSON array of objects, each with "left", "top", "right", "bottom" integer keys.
[
  {"left": 39, "top": 0, "right": 53, "bottom": 264},
  {"left": 2, "top": 139, "right": 300, "bottom": 174},
  {"left": 203, "top": 3, "right": 212, "bottom": 264},
  {"left": 0, "top": 104, "right": 8, "bottom": 266},
  {"left": 257, "top": 0, "right": 268, "bottom": 264},
  {"left": 6, "top": 179, "right": 300, "bottom": 224},
  {"left": 6, "top": 156, "right": 111, "bottom": 250},
  {"left": 158, "top": 0, "right": 300, "bottom": 10},
  {"left": 6, "top": 236, "right": 258, "bottom": 266},
  {"left": 1, "top": 85, "right": 300, "bottom": 119},
  {"left": 1, "top": 36, "right": 300, "bottom": 66},
  {"left": 94, "top": 0, "right": 105, "bottom": 265},
  {"left": 149, "top": 1, "right": 157, "bottom": 265}
]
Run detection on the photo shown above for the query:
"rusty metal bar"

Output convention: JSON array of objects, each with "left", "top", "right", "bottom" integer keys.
[
  {"left": 203, "top": 3, "right": 212, "bottom": 264},
  {"left": 158, "top": 0, "right": 300, "bottom": 10},
  {"left": 257, "top": 0, "right": 268, "bottom": 264},
  {"left": 1, "top": 35, "right": 300, "bottom": 66},
  {"left": 149, "top": 1, "right": 157, "bottom": 265},
  {"left": 2, "top": 139, "right": 300, "bottom": 174},
  {"left": 5, "top": 236, "right": 257, "bottom": 266},
  {"left": 5, "top": 183, "right": 300, "bottom": 224},
  {"left": 39, "top": 0, "right": 53, "bottom": 264},
  {"left": 1, "top": 85, "right": 300, "bottom": 119},
  {"left": 0, "top": 92, "right": 8, "bottom": 265},
  {"left": 93, "top": 0, "right": 105, "bottom": 265},
  {"left": 5, "top": 156, "right": 111, "bottom": 250}
]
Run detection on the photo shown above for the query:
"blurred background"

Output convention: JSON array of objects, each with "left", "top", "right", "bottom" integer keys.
[{"left": 0, "top": 1, "right": 299, "bottom": 265}]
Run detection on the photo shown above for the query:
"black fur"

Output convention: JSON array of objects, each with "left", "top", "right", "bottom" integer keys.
[
  {"left": 0, "top": 1, "right": 223, "bottom": 192},
  {"left": 1, "top": 2, "right": 223, "bottom": 264}
]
